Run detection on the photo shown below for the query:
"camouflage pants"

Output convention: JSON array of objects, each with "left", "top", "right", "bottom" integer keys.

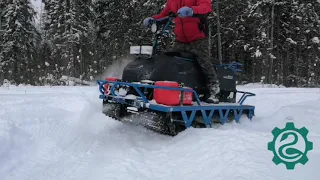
[{"left": 171, "top": 38, "right": 220, "bottom": 96}]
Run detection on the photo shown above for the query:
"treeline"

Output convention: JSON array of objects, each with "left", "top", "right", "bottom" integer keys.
[{"left": 0, "top": 0, "right": 319, "bottom": 87}]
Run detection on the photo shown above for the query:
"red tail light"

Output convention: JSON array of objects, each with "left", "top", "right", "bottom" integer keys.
[{"left": 104, "top": 77, "right": 118, "bottom": 94}]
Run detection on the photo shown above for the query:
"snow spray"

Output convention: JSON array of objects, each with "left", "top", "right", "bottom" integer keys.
[{"left": 101, "top": 57, "right": 133, "bottom": 79}]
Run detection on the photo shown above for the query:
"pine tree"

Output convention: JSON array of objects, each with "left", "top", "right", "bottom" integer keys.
[
  {"left": 93, "top": 0, "right": 169, "bottom": 75},
  {"left": 41, "top": 0, "right": 94, "bottom": 83},
  {"left": 0, "top": 1, "right": 6, "bottom": 83},
  {"left": 0, "top": 0, "right": 40, "bottom": 85},
  {"left": 2, "top": 0, "right": 318, "bottom": 87},
  {"left": 207, "top": 0, "right": 320, "bottom": 86}
]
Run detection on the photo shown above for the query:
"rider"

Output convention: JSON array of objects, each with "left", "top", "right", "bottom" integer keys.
[{"left": 143, "top": 0, "right": 220, "bottom": 104}]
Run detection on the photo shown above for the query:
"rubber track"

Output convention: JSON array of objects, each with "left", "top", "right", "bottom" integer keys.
[{"left": 103, "top": 103, "right": 177, "bottom": 136}]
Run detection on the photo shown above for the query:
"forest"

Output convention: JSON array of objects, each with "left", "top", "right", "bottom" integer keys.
[{"left": 0, "top": 0, "right": 319, "bottom": 87}]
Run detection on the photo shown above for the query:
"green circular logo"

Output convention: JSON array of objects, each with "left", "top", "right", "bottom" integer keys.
[{"left": 268, "top": 122, "right": 313, "bottom": 170}]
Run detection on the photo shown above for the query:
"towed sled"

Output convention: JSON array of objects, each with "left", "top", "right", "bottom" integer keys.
[{"left": 97, "top": 13, "right": 256, "bottom": 136}]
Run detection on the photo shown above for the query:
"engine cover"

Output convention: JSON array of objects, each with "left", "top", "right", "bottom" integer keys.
[{"left": 122, "top": 51, "right": 207, "bottom": 92}]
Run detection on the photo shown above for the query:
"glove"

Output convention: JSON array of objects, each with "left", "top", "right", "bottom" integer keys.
[
  {"left": 143, "top": 17, "right": 154, "bottom": 27},
  {"left": 177, "top": 6, "right": 193, "bottom": 18}
]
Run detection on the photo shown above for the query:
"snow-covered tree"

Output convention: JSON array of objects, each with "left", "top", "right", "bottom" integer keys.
[
  {"left": 93, "top": 0, "right": 168, "bottom": 65},
  {"left": 41, "top": 0, "right": 95, "bottom": 82},
  {"left": 0, "top": 0, "right": 40, "bottom": 85},
  {"left": 211, "top": 0, "right": 320, "bottom": 87},
  {"left": 0, "top": 0, "right": 318, "bottom": 87}
]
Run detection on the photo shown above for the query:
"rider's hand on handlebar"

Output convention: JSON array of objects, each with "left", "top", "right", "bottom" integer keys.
[
  {"left": 177, "top": 6, "right": 193, "bottom": 18},
  {"left": 143, "top": 17, "right": 154, "bottom": 27}
]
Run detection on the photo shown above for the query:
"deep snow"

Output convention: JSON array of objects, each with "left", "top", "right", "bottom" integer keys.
[{"left": 0, "top": 84, "right": 319, "bottom": 180}]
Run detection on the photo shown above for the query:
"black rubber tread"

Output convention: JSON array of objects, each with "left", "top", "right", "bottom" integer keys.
[{"left": 102, "top": 101, "right": 123, "bottom": 120}]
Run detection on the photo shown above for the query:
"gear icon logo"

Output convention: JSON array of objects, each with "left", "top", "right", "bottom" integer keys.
[{"left": 268, "top": 122, "right": 313, "bottom": 170}]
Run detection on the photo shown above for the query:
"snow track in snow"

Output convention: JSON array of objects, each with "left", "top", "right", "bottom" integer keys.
[{"left": 0, "top": 86, "right": 319, "bottom": 180}]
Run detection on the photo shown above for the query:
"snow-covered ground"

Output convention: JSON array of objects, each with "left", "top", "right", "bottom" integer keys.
[{"left": 0, "top": 84, "right": 319, "bottom": 180}]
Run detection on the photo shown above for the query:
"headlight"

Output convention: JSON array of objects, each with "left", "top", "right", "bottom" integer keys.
[{"left": 151, "top": 23, "right": 157, "bottom": 33}]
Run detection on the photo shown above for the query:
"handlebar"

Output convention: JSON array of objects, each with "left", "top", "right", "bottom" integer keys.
[
  {"left": 149, "top": 12, "right": 177, "bottom": 24},
  {"left": 145, "top": 12, "right": 178, "bottom": 55}
]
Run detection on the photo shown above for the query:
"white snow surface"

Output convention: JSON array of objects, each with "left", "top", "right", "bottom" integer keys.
[{"left": 0, "top": 85, "right": 320, "bottom": 180}]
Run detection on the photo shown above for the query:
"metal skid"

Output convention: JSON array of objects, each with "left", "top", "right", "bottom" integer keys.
[{"left": 97, "top": 79, "right": 256, "bottom": 129}]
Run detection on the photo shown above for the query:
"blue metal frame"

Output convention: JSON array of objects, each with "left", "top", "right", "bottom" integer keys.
[
  {"left": 216, "top": 61, "right": 243, "bottom": 73},
  {"left": 97, "top": 79, "right": 256, "bottom": 128}
]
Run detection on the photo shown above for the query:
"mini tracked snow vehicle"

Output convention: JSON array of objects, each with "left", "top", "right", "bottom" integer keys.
[{"left": 97, "top": 14, "right": 256, "bottom": 136}]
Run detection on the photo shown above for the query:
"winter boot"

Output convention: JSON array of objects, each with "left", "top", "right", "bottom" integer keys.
[
  {"left": 205, "top": 84, "right": 220, "bottom": 104},
  {"left": 206, "top": 94, "right": 220, "bottom": 104}
]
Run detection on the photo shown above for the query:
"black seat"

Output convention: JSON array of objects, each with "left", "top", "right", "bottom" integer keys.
[
  {"left": 164, "top": 51, "right": 197, "bottom": 60},
  {"left": 179, "top": 51, "right": 197, "bottom": 60}
]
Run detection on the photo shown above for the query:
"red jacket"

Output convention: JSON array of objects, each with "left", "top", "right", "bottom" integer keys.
[{"left": 152, "top": 0, "right": 212, "bottom": 43}]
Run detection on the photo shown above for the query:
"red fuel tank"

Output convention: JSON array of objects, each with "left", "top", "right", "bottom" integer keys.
[{"left": 153, "top": 81, "right": 193, "bottom": 106}]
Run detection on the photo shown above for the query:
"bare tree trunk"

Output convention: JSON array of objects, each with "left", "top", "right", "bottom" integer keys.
[
  {"left": 268, "top": 1, "right": 275, "bottom": 84},
  {"left": 215, "top": 0, "right": 222, "bottom": 64},
  {"left": 295, "top": 46, "right": 300, "bottom": 86}
]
